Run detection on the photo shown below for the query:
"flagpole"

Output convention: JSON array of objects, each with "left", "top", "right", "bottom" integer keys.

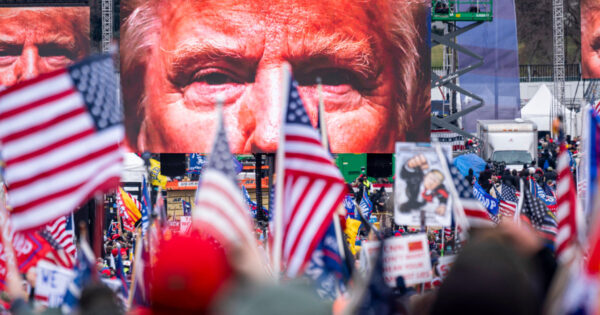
[
  {"left": 317, "top": 77, "right": 346, "bottom": 261},
  {"left": 515, "top": 179, "right": 525, "bottom": 225},
  {"left": 127, "top": 232, "right": 142, "bottom": 308},
  {"left": 93, "top": 194, "right": 105, "bottom": 258},
  {"left": 273, "top": 65, "right": 292, "bottom": 279}
]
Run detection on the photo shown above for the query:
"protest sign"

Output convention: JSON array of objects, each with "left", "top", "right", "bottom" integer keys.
[
  {"left": 395, "top": 143, "right": 453, "bottom": 227},
  {"left": 180, "top": 216, "right": 192, "bottom": 234},
  {"left": 0, "top": 232, "right": 52, "bottom": 290},
  {"left": 35, "top": 260, "right": 75, "bottom": 307},
  {"left": 363, "top": 234, "right": 432, "bottom": 286},
  {"left": 168, "top": 220, "right": 181, "bottom": 232},
  {"left": 473, "top": 182, "right": 499, "bottom": 215},
  {"left": 436, "top": 255, "right": 456, "bottom": 278}
]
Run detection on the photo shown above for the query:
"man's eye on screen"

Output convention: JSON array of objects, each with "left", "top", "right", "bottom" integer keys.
[
  {"left": 295, "top": 68, "right": 372, "bottom": 93},
  {"left": 0, "top": 46, "right": 21, "bottom": 65},
  {"left": 193, "top": 71, "right": 242, "bottom": 85},
  {"left": 591, "top": 36, "right": 600, "bottom": 54}
]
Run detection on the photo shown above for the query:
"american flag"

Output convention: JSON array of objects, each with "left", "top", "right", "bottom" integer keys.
[
  {"left": 0, "top": 55, "right": 123, "bottom": 232},
  {"left": 448, "top": 162, "right": 496, "bottom": 227},
  {"left": 555, "top": 145, "right": 578, "bottom": 262},
  {"left": 521, "top": 186, "right": 557, "bottom": 243},
  {"left": 497, "top": 184, "right": 519, "bottom": 218},
  {"left": 193, "top": 107, "right": 255, "bottom": 248},
  {"left": 38, "top": 215, "right": 76, "bottom": 269},
  {"left": 279, "top": 79, "right": 346, "bottom": 277}
]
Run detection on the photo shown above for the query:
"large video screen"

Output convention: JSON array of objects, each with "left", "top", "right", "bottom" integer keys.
[
  {"left": 120, "top": 0, "right": 431, "bottom": 154},
  {"left": 0, "top": 6, "right": 90, "bottom": 88},
  {"left": 582, "top": 0, "right": 600, "bottom": 78}
]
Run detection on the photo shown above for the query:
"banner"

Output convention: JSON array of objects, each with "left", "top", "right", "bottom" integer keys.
[
  {"left": 180, "top": 216, "right": 192, "bottom": 234},
  {"left": 0, "top": 232, "right": 52, "bottom": 290},
  {"left": 149, "top": 159, "right": 168, "bottom": 188},
  {"left": 457, "top": 0, "right": 521, "bottom": 132},
  {"left": 363, "top": 234, "right": 432, "bottom": 286},
  {"left": 473, "top": 182, "right": 499, "bottom": 215},
  {"left": 35, "top": 261, "right": 75, "bottom": 307},
  {"left": 394, "top": 143, "right": 453, "bottom": 227},
  {"left": 187, "top": 153, "right": 206, "bottom": 175}
]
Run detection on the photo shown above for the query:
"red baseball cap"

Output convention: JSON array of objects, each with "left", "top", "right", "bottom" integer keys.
[{"left": 149, "top": 234, "right": 232, "bottom": 313}]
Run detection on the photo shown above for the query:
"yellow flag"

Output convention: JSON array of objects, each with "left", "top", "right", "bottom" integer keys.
[
  {"left": 149, "top": 158, "right": 168, "bottom": 188},
  {"left": 344, "top": 218, "right": 362, "bottom": 255}
]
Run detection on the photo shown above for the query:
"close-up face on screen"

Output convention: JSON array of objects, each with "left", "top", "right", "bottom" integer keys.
[
  {"left": 582, "top": 0, "right": 600, "bottom": 79},
  {"left": 0, "top": 6, "right": 90, "bottom": 89},
  {"left": 120, "top": 0, "right": 430, "bottom": 154}
]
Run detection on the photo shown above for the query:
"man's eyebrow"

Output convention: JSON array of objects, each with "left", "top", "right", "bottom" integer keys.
[
  {"left": 0, "top": 34, "right": 19, "bottom": 45},
  {"left": 286, "top": 32, "right": 378, "bottom": 78},
  {"left": 164, "top": 37, "right": 260, "bottom": 74},
  {"left": 37, "top": 33, "right": 77, "bottom": 50}
]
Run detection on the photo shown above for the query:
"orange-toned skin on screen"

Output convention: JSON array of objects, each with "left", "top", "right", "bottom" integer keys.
[
  {"left": 137, "top": 0, "right": 401, "bottom": 153},
  {"left": 0, "top": 8, "right": 90, "bottom": 87}
]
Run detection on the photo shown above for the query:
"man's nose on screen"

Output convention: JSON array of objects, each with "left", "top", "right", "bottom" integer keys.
[
  {"left": 15, "top": 46, "right": 41, "bottom": 83},
  {"left": 244, "top": 65, "right": 289, "bottom": 153}
]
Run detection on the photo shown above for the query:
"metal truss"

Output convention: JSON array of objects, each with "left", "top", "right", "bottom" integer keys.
[{"left": 431, "top": 21, "right": 485, "bottom": 139}]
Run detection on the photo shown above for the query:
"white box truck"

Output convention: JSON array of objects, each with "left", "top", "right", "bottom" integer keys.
[{"left": 476, "top": 119, "right": 538, "bottom": 170}]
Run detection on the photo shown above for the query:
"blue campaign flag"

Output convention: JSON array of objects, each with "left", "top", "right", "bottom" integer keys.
[
  {"left": 343, "top": 195, "right": 356, "bottom": 218},
  {"left": 181, "top": 199, "right": 192, "bottom": 216},
  {"left": 473, "top": 182, "right": 499, "bottom": 216},
  {"left": 529, "top": 177, "right": 556, "bottom": 206},
  {"left": 62, "top": 238, "right": 95, "bottom": 314},
  {"left": 358, "top": 189, "right": 373, "bottom": 220},
  {"left": 140, "top": 177, "right": 151, "bottom": 236},
  {"left": 305, "top": 224, "right": 349, "bottom": 300},
  {"left": 187, "top": 153, "right": 206, "bottom": 175},
  {"left": 115, "top": 249, "right": 129, "bottom": 299}
]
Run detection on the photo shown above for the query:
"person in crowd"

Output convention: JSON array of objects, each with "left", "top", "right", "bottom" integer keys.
[
  {"left": 352, "top": 174, "right": 370, "bottom": 202},
  {"left": 465, "top": 168, "right": 475, "bottom": 185},
  {"left": 0, "top": 7, "right": 90, "bottom": 88},
  {"left": 430, "top": 221, "right": 557, "bottom": 315},
  {"left": 119, "top": 0, "right": 430, "bottom": 153},
  {"left": 371, "top": 187, "right": 388, "bottom": 213},
  {"left": 478, "top": 164, "right": 493, "bottom": 191}
]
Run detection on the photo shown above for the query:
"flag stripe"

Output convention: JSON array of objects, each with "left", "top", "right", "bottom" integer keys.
[
  {"left": 0, "top": 70, "right": 70, "bottom": 113},
  {"left": 11, "top": 168, "right": 121, "bottom": 231},
  {"left": 3, "top": 105, "right": 86, "bottom": 144},
  {"left": 5, "top": 126, "right": 122, "bottom": 185},
  {"left": 11, "top": 154, "right": 122, "bottom": 212},
  {"left": 0, "top": 90, "right": 83, "bottom": 142}
]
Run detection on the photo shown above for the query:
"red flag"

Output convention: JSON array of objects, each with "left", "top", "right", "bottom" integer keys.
[{"left": 0, "top": 55, "right": 123, "bottom": 231}]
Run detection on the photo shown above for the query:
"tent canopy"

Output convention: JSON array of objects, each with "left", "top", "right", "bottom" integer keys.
[
  {"left": 520, "top": 84, "right": 558, "bottom": 131},
  {"left": 520, "top": 84, "right": 582, "bottom": 136},
  {"left": 121, "top": 152, "right": 147, "bottom": 183}
]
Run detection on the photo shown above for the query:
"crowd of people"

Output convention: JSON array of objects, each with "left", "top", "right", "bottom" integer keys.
[{"left": 0, "top": 134, "right": 589, "bottom": 315}]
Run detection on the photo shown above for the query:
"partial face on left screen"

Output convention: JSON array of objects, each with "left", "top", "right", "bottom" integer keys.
[{"left": 0, "top": 7, "right": 90, "bottom": 88}]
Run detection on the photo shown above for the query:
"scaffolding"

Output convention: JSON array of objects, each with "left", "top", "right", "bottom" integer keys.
[
  {"left": 101, "top": 0, "right": 113, "bottom": 53},
  {"left": 552, "top": 0, "right": 565, "bottom": 131}
]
